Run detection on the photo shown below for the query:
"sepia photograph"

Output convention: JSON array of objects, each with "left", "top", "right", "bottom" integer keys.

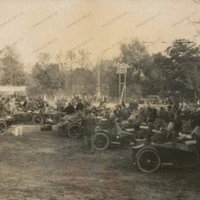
[{"left": 0, "top": 0, "right": 200, "bottom": 199}]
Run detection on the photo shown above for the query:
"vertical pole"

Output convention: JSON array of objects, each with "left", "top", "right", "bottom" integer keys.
[
  {"left": 70, "top": 65, "right": 72, "bottom": 97},
  {"left": 97, "top": 64, "right": 101, "bottom": 97},
  {"left": 124, "top": 71, "right": 127, "bottom": 103},
  {"left": 119, "top": 73, "right": 121, "bottom": 103}
]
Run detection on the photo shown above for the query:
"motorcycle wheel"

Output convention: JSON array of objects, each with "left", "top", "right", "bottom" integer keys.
[
  {"left": 93, "top": 132, "right": 110, "bottom": 151},
  {"left": 136, "top": 148, "right": 161, "bottom": 173},
  {"left": 67, "top": 124, "right": 82, "bottom": 139},
  {"left": 32, "top": 115, "right": 44, "bottom": 125},
  {"left": 0, "top": 121, "right": 7, "bottom": 136}
]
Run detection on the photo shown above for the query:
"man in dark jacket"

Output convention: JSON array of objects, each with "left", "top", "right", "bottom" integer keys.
[
  {"left": 63, "top": 103, "right": 75, "bottom": 115},
  {"left": 82, "top": 109, "right": 97, "bottom": 153}
]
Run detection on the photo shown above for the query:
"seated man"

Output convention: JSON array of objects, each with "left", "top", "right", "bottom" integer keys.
[
  {"left": 63, "top": 103, "right": 75, "bottom": 115},
  {"left": 57, "top": 110, "right": 85, "bottom": 134},
  {"left": 76, "top": 99, "right": 84, "bottom": 112},
  {"left": 0, "top": 98, "right": 11, "bottom": 118}
]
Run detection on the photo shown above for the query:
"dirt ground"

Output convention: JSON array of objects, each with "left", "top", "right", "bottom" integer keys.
[{"left": 0, "top": 125, "right": 200, "bottom": 200}]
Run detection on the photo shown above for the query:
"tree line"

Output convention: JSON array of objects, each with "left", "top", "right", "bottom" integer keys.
[{"left": 0, "top": 38, "right": 200, "bottom": 100}]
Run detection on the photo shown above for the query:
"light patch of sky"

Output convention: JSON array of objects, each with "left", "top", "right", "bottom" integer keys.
[{"left": 0, "top": 0, "right": 199, "bottom": 71}]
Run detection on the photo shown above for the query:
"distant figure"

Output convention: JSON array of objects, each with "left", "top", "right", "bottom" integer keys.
[
  {"left": 129, "top": 99, "right": 138, "bottom": 111},
  {"left": 29, "top": 98, "right": 37, "bottom": 111},
  {"left": 167, "top": 105, "right": 175, "bottom": 123},
  {"left": 158, "top": 107, "right": 168, "bottom": 123},
  {"left": 9, "top": 97, "right": 17, "bottom": 113},
  {"left": 56, "top": 100, "right": 62, "bottom": 112},
  {"left": 76, "top": 99, "right": 84, "bottom": 112},
  {"left": 0, "top": 97, "right": 4, "bottom": 113},
  {"left": 0, "top": 98, "right": 11, "bottom": 118},
  {"left": 63, "top": 103, "right": 75, "bottom": 115},
  {"left": 174, "top": 110, "right": 183, "bottom": 135},
  {"left": 121, "top": 101, "right": 126, "bottom": 109},
  {"left": 60, "top": 99, "right": 66, "bottom": 112},
  {"left": 37, "top": 97, "right": 45, "bottom": 110},
  {"left": 23, "top": 98, "right": 28, "bottom": 108},
  {"left": 99, "top": 96, "right": 107, "bottom": 107}
]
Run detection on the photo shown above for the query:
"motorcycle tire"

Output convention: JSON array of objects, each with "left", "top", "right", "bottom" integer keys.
[
  {"left": 93, "top": 132, "right": 110, "bottom": 151},
  {"left": 67, "top": 124, "right": 82, "bottom": 139},
  {"left": 136, "top": 148, "right": 161, "bottom": 173},
  {"left": 0, "top": 121, "right": 7, "bottom": 136},
  {"left": 32, "top": 115, "right": 44, "bottom": 125}
]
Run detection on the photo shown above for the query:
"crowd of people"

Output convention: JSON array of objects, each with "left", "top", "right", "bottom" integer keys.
[
  {"left": 1, "top": 92, "right": 200, "bottom": 152},
  {"left": 0, "top": 94, "right": 49, "bottom": 117},
  {"left": 0, "top": 94, "right": 97, "bottom": 152},
  {"left": 86, "top": 98, "right": 200, "bottom": 144},
  {"left": 56, "top": 96, "right": 97, "bottom": 153},
  {"left": 54, "top": 96, "right": 200, "bottom": 152}
]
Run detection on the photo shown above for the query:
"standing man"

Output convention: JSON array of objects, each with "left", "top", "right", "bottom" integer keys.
[
  {"left": 56, "top": 99, "right": 61, "bottom": 112},
  {"left": 82, "top": 109, "right": 97, "bottom": 153}
]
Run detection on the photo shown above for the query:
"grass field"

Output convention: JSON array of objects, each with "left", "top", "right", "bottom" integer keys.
[{"left": 0, "top": 125, "right": 200, "bottom": 200}]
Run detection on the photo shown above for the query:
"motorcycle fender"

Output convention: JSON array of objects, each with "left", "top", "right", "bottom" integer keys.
[
  {"left": 67, "top": 123, "right": 81, "bottom": 130},
  {"left": 95, "top": 131, "right": 111, "bottom": 141},
  {"left": 96, "top": 130, "right": 109, "bottom": 134}
]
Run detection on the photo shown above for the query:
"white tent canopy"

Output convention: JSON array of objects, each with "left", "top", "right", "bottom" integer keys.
[{"left": 0, "top": 86, "right": 26, "bottom": 94}]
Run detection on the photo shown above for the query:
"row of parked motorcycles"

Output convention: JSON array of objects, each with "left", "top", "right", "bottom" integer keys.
[
  {"left": 57, "top": 108, "right": 200, "bottom": 174},
  {"left": 1, "top": 103, "right": 200, "bottom": 174},
  {"left": 0, "top": 104, "right": 65, "bottom": 136}
]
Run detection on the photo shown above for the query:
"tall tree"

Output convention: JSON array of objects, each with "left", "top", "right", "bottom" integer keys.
[
  {"left": 154, "top": 39, "right": 200, "bottom": 98},
  {"left": 31, "top": 62, "right": 66, "bottom": 98},
  {"left": 0, "top": 46, "right": 26, "bottom": 85},
  {"left": 111, "top": 40, "right": 153, "bottom": 99},
  {"left": 37, "top": 52, "right": 51, "bottom": 66},
  {"left": 94, "top": 59, "right": 118, "bottom": 98},
  {"left": 64, "top": 49, "right": 92, "bottom": 69},
  {"left": 66, "top": 67, "right": 96, "bottom": 96},
  {"left": 118, "top": 39, "right": 152, "bottom": 82}
]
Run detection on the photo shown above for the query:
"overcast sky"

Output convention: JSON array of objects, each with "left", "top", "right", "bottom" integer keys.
[{"left": 0, "top": 0, "right": 200, "bottom": 70}]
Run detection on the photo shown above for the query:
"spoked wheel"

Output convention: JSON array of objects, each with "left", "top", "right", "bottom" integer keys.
[
  {"left": 136, "top": 148, "right": 161, "bottom": 173},
  {"left": 67, "top": 124, "right": 81, "bottom": 139},
  {"left": 0, "top": 121, "right": 7, "bottom": 136},
  {"left": 32, "top": 115, "right": 44, "bottom": 125},
  {"left": 93, "top": 132, "right": 110, "bottom": 151}
]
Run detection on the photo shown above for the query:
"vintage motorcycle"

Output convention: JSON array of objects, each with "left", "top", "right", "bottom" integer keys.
[
  {"left": 57, "top": 112, "right": 83, "bottom": 139},
  {"left": 0, "top": 115, "right": 14, "bottom": 136},
  {"left": 57, "top": 119, "right": 82, "bottom": 139},
  {"left": 132, "top": 131, "right": 200, "bottom": 173},
  {"left": 32, "top": 109, "right": 65, "bottom": 125},
  {"left": 93, "top": 120, "right": 135, "bottom": 151}
]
